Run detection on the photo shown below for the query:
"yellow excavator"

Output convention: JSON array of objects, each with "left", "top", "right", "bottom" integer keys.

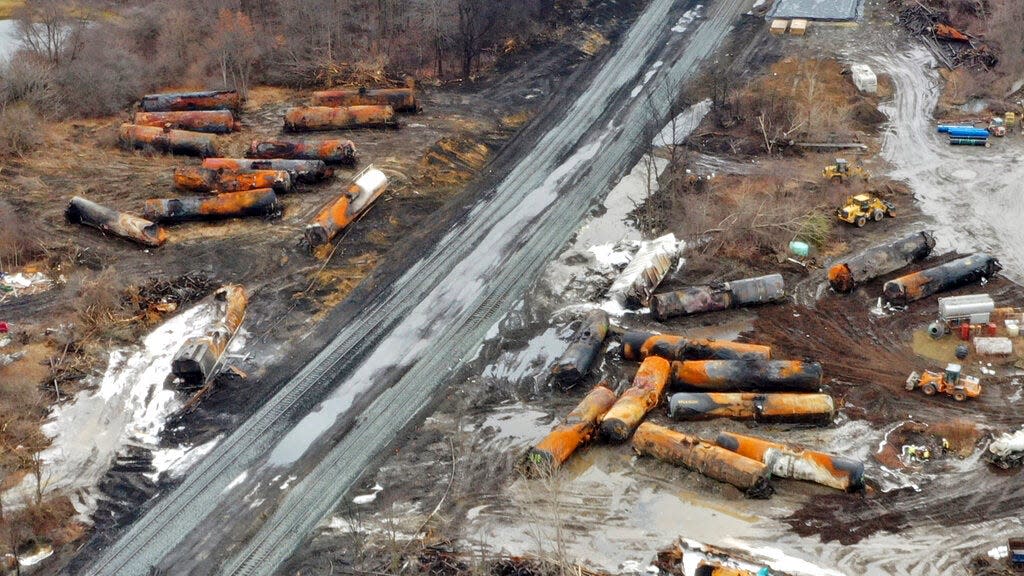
[
  {"left": 823, "top": 158, "right": 870, "bottom": 183},
  {"left": 906, "top": 363, "right": 981, "bottom": 402}
]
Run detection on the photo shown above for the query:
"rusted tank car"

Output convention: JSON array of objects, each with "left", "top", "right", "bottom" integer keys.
[
  {"left": 621, "top": 331, "right": 771, "bottom": 362},
  {"left": 668, "top": 392, "right": 835, "bottom": 425},
  {"left": 171, "top": 285, "right": 247, "bottom": 386},
  {"left": 632, "top": 423, "right": 773, "bottom": 497},
  {"left": 524, "top": 384, "right": 617, "bottom": 473},
  {"left": 651, "top": 274, "right": 785, "bottom": 320},
  {"left": 311, "top": 87, "right": 420, "bottom": 113},
  {"left": 305, "top": 167, "right": 388, "bottom": 248},
  {"left": 140, "top": 89, "right": 241, "bottom": 112},
  {"left": 247, "top": 138, "right": 357, "bottom": 165},
  {"left": 715, "top": 431, "right": 865, "bottom": 491},
  {"left": 202, "top": 158, "right": 332, "bottom": 183},
  {"left": 65, "top": 196, "right": 167, "bottom": 247},
  {"left": 882, "top": 253, "right": 1002, "bottom": 306},
  {"left": 284, "top": 105, "right": 398, "bottom": 131},
  {"left": 132, "top": 110, "right": 240, "bottom": 134},
  {"left": 143, "top": 189, "right": 280, "bottom": 223},
  {"left": 550, "top": 310, "right": 610, "bottom": 385},
  {"left": 173, "top": 167, "right": 292, "bottom": 194},
  {"left": 827, "top": 230, "right": 936, "bottom": 293},
  {"left": 670, "top": 359, "right": 822, "bottom": 392},
  {"left": 119, "top": 124, "right": 218, "bottom": 158},
  {"left": 599, "top": 356, "right": 671, "bottom": 442}
]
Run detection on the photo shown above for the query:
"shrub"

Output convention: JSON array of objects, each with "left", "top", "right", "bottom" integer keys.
[
  {"left": 0, "top": 102, "right": 44, "bottom": 157},
  {"left": 54, "top": 29, "right": 145, "bottom": 118}
]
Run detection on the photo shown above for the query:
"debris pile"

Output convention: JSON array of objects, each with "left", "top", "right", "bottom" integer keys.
[{"left": 894, "top": 2, "right": 997, "bottom": 70}]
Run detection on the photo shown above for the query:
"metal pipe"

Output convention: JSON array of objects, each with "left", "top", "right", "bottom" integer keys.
[
  {"left": 119, "top": 124, "right": 218, "bottom": 158},
  {"left": 524, "top": 384, "right": 617, "bottom": 472},
  {"left": 311, "top": 87, "right": 420, "bottom": 113},
  {"left": 715, "top": 431, "right": 865, "bottom": 491},
  {"left": 140, "top": 90, "right": 241, "bottom": 112},
  {"left": 304, "top": 167, "right": 388, "bottom": 248},
  {"left": 668, "top": 392, "right": 835, "bottom": 425},
  {"left": 142, "top": 189, "right": 280, "bottom": 223},
  {"left": 949, "top": 137, "right": 989, "bottom": 146},
  {"left": 132, "top": 110, "right": 240, "bottom": 134},
  {"left": 172, "top": 285, "right": 247, "bottom": 386},
  {"left": 173, "top": 167, "right": 292, "bottom": 194},
  {"left": 284, "top": 105, "right": 398, "bottom": 131},
  {"left": 620, "top": 331, "right": 770, "bottom": 362},
  {"left": 651, "top": 273, "right": 785, "bottom": 321},
  {"left": 599, "top": 356, "right": 671, "bottom": 442},
  {"left": 247, "top": 138, "right": 357, "bottom": 165},
  {"left": 882, "top": 253, "right": 1002, "bottom": 306},
  {"left": 670, "top": 359, "right": 822, "bottom": 392},
  {"left": 827, "top": 230, "right": 935, "bottom": 293},
  {"left": 632, "top": 422, "right": 773, "bottom": 497},
  {"left": 550, "top": 310, "right": 609, "bottom": 385},
  {"left": 202, "top": 158, "right": 333, "bottom": 183},
  {"left": 65, "top": 196, "right": 167, "bottom": 247}
]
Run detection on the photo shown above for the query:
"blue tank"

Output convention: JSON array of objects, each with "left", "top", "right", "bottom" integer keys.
[
  {"left": 937, "top": 124, "right": 972, "bottom": 133},
  {"left": 946, "top": 127, "right": 990, "bottom": 139}
]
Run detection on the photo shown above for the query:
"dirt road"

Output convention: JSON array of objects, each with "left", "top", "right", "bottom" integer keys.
[
  {"left": 876, "top": 46, "right": 1024, "bottom": 280},
  {"left": 76, "top": 0, "right": 753, "bottom": 574}
]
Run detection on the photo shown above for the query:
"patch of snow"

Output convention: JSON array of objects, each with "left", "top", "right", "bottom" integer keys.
[
  {"left": 280, "top": 475, "right": 298, "bottom": 490},
  {"left": 654, "top": 98, "right": 711, "bottom": 147},
  {"left": 989, "top": 545, "right": 1009, "bottom": 560},
  {"left": 18, "top": 545, "right": 53, "bottom": 567},
  {"left": 723, "top": 541, "right": 846, "bottom": 576},
  {"left": 671, "top": 6, "right": 703, "bottom": 33},
  {"left": 352, "top": 484, "right": 384, "bottom": 505},
  {"left": 223, "top": 471, "right": 249, "bottom": 494},
  {"left": 148, "top": 436, "right": 221, "bottom": 481}
]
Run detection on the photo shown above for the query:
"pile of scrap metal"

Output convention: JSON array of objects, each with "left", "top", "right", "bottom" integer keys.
[
  {"left": 120, "top": 90, "right": 244, "bottom": 157},
  {"left": 530, "top": 300, "right": 861, "bottom": 496},
  {"left": 894, "top": 2, "right": 996, "bottom": 70},
  {"left": 985, "top": 429, "right": 1024, "bottom": 469},
  {"left": 171, "top": 284, "right": 247, "bottom": 388}
]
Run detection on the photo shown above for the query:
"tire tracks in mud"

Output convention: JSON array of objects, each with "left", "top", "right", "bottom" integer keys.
[{"left": 80, "top": 0, "right": 751, "bottom": 574}]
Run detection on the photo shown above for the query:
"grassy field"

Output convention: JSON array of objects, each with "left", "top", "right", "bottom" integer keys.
[{"left": 0, "top": 0, "right": 24, "bottom": 19}]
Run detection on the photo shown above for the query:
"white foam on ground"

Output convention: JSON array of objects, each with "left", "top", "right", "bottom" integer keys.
[{"left": 148, "top": 436, "right": 222, "bottom": 481}]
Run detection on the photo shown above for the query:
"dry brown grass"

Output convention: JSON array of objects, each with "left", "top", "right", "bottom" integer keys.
[
  {"left": 418, "top": 136, "right": 491, "bottom": 187},
  {"left": 930, "top": 418, "right": 981, "bottom": 457}
]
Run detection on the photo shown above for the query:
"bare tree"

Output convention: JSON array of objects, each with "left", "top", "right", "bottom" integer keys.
[
  {"left": 14, "top": 0, "right": 80, "bottom": 66},
  {"left": 206, "top": 9, "right": 262, "bottom": 98}
]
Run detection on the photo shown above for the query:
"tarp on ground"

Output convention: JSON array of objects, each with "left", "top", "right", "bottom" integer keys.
[{"left": 767, "top": 0, "right": 862, "bottom": 21}]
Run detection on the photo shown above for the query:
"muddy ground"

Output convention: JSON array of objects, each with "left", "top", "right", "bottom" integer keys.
[{"left": 278, "top": 5, "right": 1024, "bottom": 576}]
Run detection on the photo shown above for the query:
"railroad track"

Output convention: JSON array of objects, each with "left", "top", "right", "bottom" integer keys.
[{"left": 79, "top": 0, "right": 750, "bottom": 573}]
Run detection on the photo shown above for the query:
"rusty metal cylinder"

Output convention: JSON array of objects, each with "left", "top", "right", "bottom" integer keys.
[
  {"left": 668, "top": 393, "right": 835, "bottom": 425},
  {"left": 525, "top": 384, "right": 618, "bottom": 472},
  {"left": 119, "top": 124, "right": 218, "bottom": 158},
  {"left": 827, "top": 230, "right": 935, "bottom": 293},
  {"left": 172, "top": 285, "right": 247, "bottom": 386},
  {"left": 65, "top": 196, "right": 167, "bottom": 247},
  {"left": 173, "top": 167, "right": 292, "bottom": 194},
  {"left": 550, "top": 310, "right": 609, "bottom": 385},
  {"left": 132, "top": 110, "right": 240, "bottom": 134},
  {"left": 247, "top": 138, "right": 357, "bottom": 165},
  {"left": 202, "top": 158, "right": 332, "bottom": 183},
  {"left": 140, "top": 90, "right": 241, "bottom": 112},
  {"left": 651, "top": 274, "right": 785, "bottom": 321},
  {"left": 621, "top": 331, "right": 771, "bottom": 362},
  {"left": 715, "top": 431, "right": 864, "bottom": 491},
  {"left": 695, "top": 564, "right": 755, "bottom": 576},
  {"left": 670, "top": 359, "right": 822, "bottom": 392},
  {"left": 284, "top": 105, "right": 398, "bottom": 131},
  {"left": 305, "top": 167, "right": 388, "bottom": 248},
  {"left": 600, "top": 356, "right": 671, "bottom": 442},
  {"left": 142, "top": 189, "right": 280, "bottom": 223},
  {"left": 632, "top": 422, "right": 773, "bottom": 497},
  {"left": 882, "top": 253, "right": 1002, "bottom": 306},
  {"left": 311, "top": 87, "right": 420, "bottom": 113}
]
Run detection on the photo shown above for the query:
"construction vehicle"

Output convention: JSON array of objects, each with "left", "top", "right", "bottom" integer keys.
[
  {"left": 823, "top": 158, "right": 869, "bottom": 183},
  {"left": 905, "top": 363, "right": 981, "bottom": 401},
  {"left": 836, "top": 193, "right": 894, "bottom": 227}
]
